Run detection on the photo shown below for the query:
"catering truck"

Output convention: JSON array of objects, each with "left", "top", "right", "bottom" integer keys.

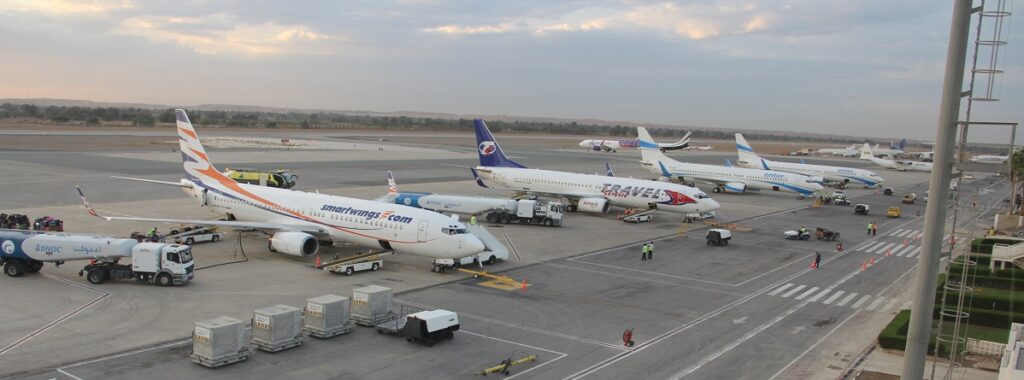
[{"left": 0, "top": 229, "right": 194, "bottom": 286}]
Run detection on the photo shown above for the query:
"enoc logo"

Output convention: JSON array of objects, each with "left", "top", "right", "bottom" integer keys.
[
  {"left": 1, "top": 240, "right": 15, "bottom": 255},
  {"left": 478, "top": 141, "right": 497, "bottom": 156}
]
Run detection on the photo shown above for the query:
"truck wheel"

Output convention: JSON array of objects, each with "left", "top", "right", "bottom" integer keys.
[
  {"left": 345, "top": 267, "right": 354, "bottom": 275},
  {"left": 452, "top": 261, "right": 461, "bottom": 269},
  {"left": 86, "top": 268, "right": 106, "bottom": 284},
  {"left": 406, "top": 337, "right": 414, "bottom": 343},
  {"left": 426, "top": 339, "right": 435, "bottom": 347},
  {"left": 446, "top": 331, "right": 454, "bottom": 340},
  {"left": 185, "top": 237, "right": 194, "bottom": 245},
  {"left": 156, "top": 273, "right": 173, "bottom": 287},
  {"left": 487, "top": 255, "right": 497, "bottom": 265},
  {"left": 499, "top": 215, "right": 510, "bottom": 224},
  {"left": 211, "top": 235, "right": 220, "bottom": 242},
  {"left": 26, "top": 261, "right": 43, "bottom": 273},
  {"left": 486, "top": 213, "right": 498, "bottom": 223},
  {"left": 724, "top": 240, "right": 729, "bottom": 246},
  {"left": 371, "top": 263, "right": 379, "bottom": 271},
  {"left": 4, "top": 261, "right": 26, "bottom": 277}
]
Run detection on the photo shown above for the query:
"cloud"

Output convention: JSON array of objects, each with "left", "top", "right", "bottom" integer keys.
[
  {"left": 0, "top": 0, "right": 133, "bottom": 14},
  {"left": 113, "top": 14, "right": 347, "bottom": 55},
  {"left": 422, "top": 22, "right": 518, "bottom": 35}
]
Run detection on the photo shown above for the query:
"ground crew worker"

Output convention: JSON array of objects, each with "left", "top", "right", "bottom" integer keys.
[
  {"left": 814, "top": 252, "right": 821, "bottom": 268},
  {"left": 470, "top": 215, "right": 477, "bottom": 225},
  {"left": 836, "top": 242, "right": 844, "bottom": 252},
  {"left": 866, "top": 222, "right": 872, "bottom": 235},
  {"left": 872, "top": 222, "right": 878, "bottom": 236},
  {"left": 647, "top": 241, "right": 654, "bottom": 260},
  {"left": 641, "top": 243, "right": 649, "bottom": 261}
]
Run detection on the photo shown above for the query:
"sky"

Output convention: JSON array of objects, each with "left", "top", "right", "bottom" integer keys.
[{"left": 0, "top": 0, "right": 1021, "bottom": 143}]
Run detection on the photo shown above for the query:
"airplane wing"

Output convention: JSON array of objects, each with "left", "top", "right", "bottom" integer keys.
[{"left": 77, "top": 186, "right": 328, "bottom": 236}]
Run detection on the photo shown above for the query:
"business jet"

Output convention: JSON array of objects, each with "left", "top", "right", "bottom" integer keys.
[
  {"left": 637, "top": 127, "right": 823, "bottom": 196},
  {"left": 860, "top": 144, "right": 933, "bottom": 172},
  {"left": 970, "top": 155, "right": 1008, "bottom": 163},
  {"left": 77, "top": 109, "right": 485, "bottom": 260},
  {"left": 472, "top": 120, "right": 720, "bottom": 216},
  {"left": 816, "top": 144, "right": 860, "bottom": 157},
  {"left": 579, "top": 132, "right": 690, "bottom": 152},
  {"left": 735, "top": 133, "right": 885, "bottom": 187}
]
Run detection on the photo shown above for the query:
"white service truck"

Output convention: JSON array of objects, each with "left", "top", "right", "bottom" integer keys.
[
  {"left": 0, "top": 229, "right": 194, "bottom": 286},
  {"left": 482, "top": 199, "right": 564, "bottom": 227}
]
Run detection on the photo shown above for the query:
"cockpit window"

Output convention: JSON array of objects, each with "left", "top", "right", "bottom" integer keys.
[
  {"left": 441, "top": 226, "right": 468, "bottom": 235},
  {"left": 166, "top": 249, "right": 194, "bottom": 264},
  {"left": 696, "top": 192, "right": 709, "bottom": 199}
]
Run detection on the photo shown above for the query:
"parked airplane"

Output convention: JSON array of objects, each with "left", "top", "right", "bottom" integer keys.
[
  {"left": 866, "top": 138, "right": 907, "bottom": 157},
  {"left": 970, "top": 155, "right": 1008, "bottom": 163},
  {"left": 816, "top": 144, "right": 860, "bottom": 157},
  {"left": 685, "top": 145, "right": 714, "bottom": 151},
  {"left": 860, "top": 143, "right": 933, "bottom": 172},
  {"left": 735, "top": 134, "right": 884, "bottom": 188},
  {"left": 472, "top": 119, "right": 720, "bottom": 215},
  {"left": 579, "top": 132, "right": 691, "bottom": 152},
  {"left": 637, "top": 128, "right": 824, "bottom": 196},
  {"left": 78, "top": 109, "right": 485, "bottom": 260}
]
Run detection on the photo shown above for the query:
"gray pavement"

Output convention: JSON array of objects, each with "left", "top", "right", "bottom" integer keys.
[{"left": 0, "top": 129, "right": 1002, "bottom": 379}]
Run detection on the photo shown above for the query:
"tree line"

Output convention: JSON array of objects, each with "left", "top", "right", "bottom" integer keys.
[{"left": 0, "top": 102, "right": 871, "bottom": 144}]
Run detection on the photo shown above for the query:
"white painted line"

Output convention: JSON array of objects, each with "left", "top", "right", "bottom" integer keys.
[
  {"left": 768, "top": 310, "right": 862, "bottom": 380},
  {"left": 459, "top": 330, "right": 568, "bottom": 380},
  {"left": 59, "top": 339, "right": 190, "bottom": 369},
  {"left": 892, "top": 245, "right": 908, "bottom": 257},
  {"left": 865, "top": 297, "right": 885, "bottom": 311},
  {"left": 794, "top": 287, "right": 819, "bottom": 301},
  {"left": 860, "top": 241, "right": 884, "bottom": 253},
  {"left": 881, "top": 298, "right": 900, "bottom": 313},
  {"left": 836, "top": 293, "right": 858, "bottom": 307},
  {"left": 875, "top": 242, "right": 897, "bottom": 255},
  {"left": 851, "top": 295, "right": 872, "bottom": 309},
  {"left": 822, "top": 291, "right": 845, "bottom": 305},
  {"left": 543, "top": 263, "right": 744, "bottom": 296},
  {"left": 906, "top": 247, "right": 922, "bottom": 258},
  {"left": 781, "top": 285, "right": 807, "bottom": 298},
  {"left": 768, "top": 283, "right": 794, "bottom": 296},
  {"left": 0, "top": 274, "right": 109, "bottom": 357},
  {"left": 898, "top": 230, "right": 914, "bottom": 238},
  {"left": 901, "top": 301, "right": 912, "bottom": 310},
  {"left": 865, "top": 242, "right": 886, "bottom": 254},
  {"left": 888, "top": 229, "right": 904, "bottom": 237},
  {"left": 570, "top": 259, "right": 736, "bottom": 287},
  {"left": 807, "top": 288, "right": 831, "bottom": 303}
]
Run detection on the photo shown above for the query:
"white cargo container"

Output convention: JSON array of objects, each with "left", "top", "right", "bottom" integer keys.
[
  {"left": 252, "top": 305, "right": 304, "bottom": 352},
  {"left": 190, "top": 316, "right": 249, "bottom": 368}
]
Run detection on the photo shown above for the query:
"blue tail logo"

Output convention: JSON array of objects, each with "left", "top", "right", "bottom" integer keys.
[{"left": 474, "top": 119, "right": 525, "bottom": 168}]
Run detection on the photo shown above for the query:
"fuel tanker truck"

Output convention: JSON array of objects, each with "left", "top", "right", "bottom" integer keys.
[{"left": 0, "top": 229, "right": 194, "bottom": 286}]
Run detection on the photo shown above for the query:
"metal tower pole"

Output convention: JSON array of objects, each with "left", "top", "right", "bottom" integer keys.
[{"left": 902, "top": 0, "right": 973, "bottom": 378}]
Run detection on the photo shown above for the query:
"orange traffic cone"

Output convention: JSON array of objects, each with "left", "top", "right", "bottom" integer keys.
[
  {"left": 810, "top": 260, "right": 817, "bottom": 269},
  {"left": 886, "top": 248, "right": 892, "bottom": 256},
  {"left": 861, "top": 261, "right": 867, "bottom": 271},
  {"left": 520, "top": 279, "right": 528, "bottom": 290},
  {"left": 869, "top": 257, "right": 876, "bottom": 265},
  {"left": 903, "top": 239, "right": 909, "bottom": 247},
  {"left": 315, "top": 255, "right": 321, "bottom": 268}
]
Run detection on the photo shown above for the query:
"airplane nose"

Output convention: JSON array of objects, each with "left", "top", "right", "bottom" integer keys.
[
  {"left": 702, "top": 198, "right": 721, "bottom": 212},
  {"left": 578, "top": 141, "right": 588, "bottom": 148},
  {"left": 465, "top": 235, "right": 485, "bottom": 254}
]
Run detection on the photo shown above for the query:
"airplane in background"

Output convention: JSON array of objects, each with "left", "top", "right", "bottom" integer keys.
[
  {"left": 735, "top": 133, "right": 885, "bottom": 188},
  {"left": 970, "top": 154, "right": 1008, "bottom": 163},
  {"left": 866, "top": 138, "right": 907, "bottom": 157},
  {"left": 685, "top": 144, "right": 714, "bottom": 151},
  {"left": 637, "top": 127, "right": 824, "bottom": 196},
  {"left": 78, "top": 109, "right": 485, "bottom": 261},
  {"left": 472, "top": 119, "right": 720, "bottom": 216},
  {"left": 579, "top": 132, "right": 691, "bottom": 152},
  {"left": 860, "top": 143, "right": 933, "bottom": 172},
  {"left": 816, "top": 144, "right": 860, "bottom": 157}
]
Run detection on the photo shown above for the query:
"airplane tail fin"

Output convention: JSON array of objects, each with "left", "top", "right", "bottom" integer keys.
[
  {"left": 474, "top": 119, "right": 525, "bottom": 168},
  {"left": 860, "top": 143, "right": 874, "bottom": 159},
  {"left": 637, "top": 127, "right": 670, "bottom": 165},
  {"left": 386, "top": 171, "right": 399, "bottom": 200},
  {"left": 661, "top": 132, "right": 692, "bottom": 150},
  {"left": 605, "top": 163, "right": 614, "bottom": 177},
  {"left": 897, "top": 138, "right": 907, "bottom": 151},
  {"left": 734, "top": 133, "right": 761, "bottom": 166},
  {"left": 724, "top": 159, "right": 732, "bottom": 167},
  {"left": 177, "top": 109, "right": 230, "bottom": 185}
]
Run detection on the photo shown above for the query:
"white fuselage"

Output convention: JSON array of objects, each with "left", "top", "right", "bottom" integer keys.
[
  {"left": 864, "top": 156, "right": 933, "bottom": 172},
  {"left": 183, "top": 181, "right": 484, "bottom": 259},
  {"left": 816, "top": 146, "right": 859, "bottom": 157},
  {"left": 474, "top": 166, "right": 720, "bottom": 214},
  {"left": 579, "top": 139, "right": 638, "bottom": 151},
  {"left": 736, "top": 159, "right": 884, "bottom": 187},
  {"left": 970, "top": 155, "right": 1007, "bottom": 163},
  {"left": 643, "top": 160, "right": 823, "bottom": 195}
]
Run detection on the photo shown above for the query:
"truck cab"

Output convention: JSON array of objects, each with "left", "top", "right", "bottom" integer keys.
[{"left": 84, "top": 243, "right": 194, "bottom": 286}]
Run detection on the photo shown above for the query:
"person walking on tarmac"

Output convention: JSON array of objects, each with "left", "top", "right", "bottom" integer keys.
[
  {"left": 872, "top": 222, "right": 878, "bottom": 236},
  {"left": 814, "top": 252, "right": 822, "bottom": 268},
  {"left": 147, "top": 227, "right": 160, "bottom": 242},
  {"left": 647, "top": 241, "right": 654, "bottom": 260},
  {"left": 641, "top": 243, "right": 649, "bottom": 261},
  {"left": 470, "top": 215, "right": 477, "bottom": 225},
  {"left": 866, "top": 222, "right": 872, "bottom": 235}
]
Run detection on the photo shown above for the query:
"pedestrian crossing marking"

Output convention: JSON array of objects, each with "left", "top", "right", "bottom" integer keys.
[
  {"left": 862, "top": 241, "right": 885, "bottom": 253},
  {"left": 808, "top": 288, "right": 831, "bottom": 302},
  {"left": 891, "top": 245, "right": 909, "bottom": 256},
  {"left": 781, "top": 285, "right": 806, "bottom": 298},
  {"left": 865, "top": 297, "right": 885, "bottom": 311},
  {"left": 851, "top": 295, "right": 872, "bottom": 309},
  {"left": 794, "top": 287, "right": 819, "bottom": 300},
  {"left": 881, "top": 298, "right": 900, "bottom": 312},
  {"left": 906, "top": 247, "right": 922, "bottom": 258},
  {"left": 769, "top": 283, "right": 793, "bottom": 296},
  {"left": 898, "top": 230, "right": 914, "bottom": 238},
  {"left": 836, "top": 293, "right": 858, "bottom": 307},
  {"left": 822, "top": 291, "right": 844, "bottom": 305}
]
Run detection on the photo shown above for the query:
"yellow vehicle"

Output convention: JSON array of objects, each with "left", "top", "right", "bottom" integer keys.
[
  {"left": 223, "top": 168, "right": 297, "bottom": 188},
  {"left": 887, "top": 206, "right": 902, "bottom": 218}
]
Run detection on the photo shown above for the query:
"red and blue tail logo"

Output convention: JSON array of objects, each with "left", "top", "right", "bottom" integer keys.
[
  {"left": 659, "top": 189, "right": 696, "bottom": 205},
  {"left": 474, "top": 119, "right": 525, "bottom": 168}
]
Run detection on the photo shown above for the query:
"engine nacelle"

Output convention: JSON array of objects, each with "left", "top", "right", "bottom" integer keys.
[
  {"left": 577, "top": 197, "right": 611, "bottom": 213},
  {"left": 269, "top": 231, "right": 319, "bottom": 257},
  {"left": 724, "top": 182, "right": 747, "bottom": 193}
]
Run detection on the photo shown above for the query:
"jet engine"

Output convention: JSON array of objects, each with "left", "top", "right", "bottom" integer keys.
[
  {"left": 577, "top": 198, "right": 611, "bottom": 213},
  {"left": 723, "top": 182, "right": 747, "bottom": 193},
  {"left": 268, "top": 231, "right": 319, "bottom": 257}
]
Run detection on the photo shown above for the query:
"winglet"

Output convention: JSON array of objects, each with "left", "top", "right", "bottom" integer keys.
[
  {"left": 657, "top": 161, "right": 672, "bottom": 177},
  {"left": 605, "top": 163, "right": 615, "bottom": 177},
  {"left": 470, "top": 168, "right": 491, "bottom": 188},
  {"left": 760, "top": 158, "right": 771, "bottom": 170},
  {"left": 76, "top": 186, "right": 104, "bottom": 219}
]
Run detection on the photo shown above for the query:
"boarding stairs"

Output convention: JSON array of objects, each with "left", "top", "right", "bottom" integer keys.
[
  {"left": 465, "top": 223, "right": 510, "bottom": 261},
  {"left": 990, "top": 239, "right": 1024, "bottom": 270}
]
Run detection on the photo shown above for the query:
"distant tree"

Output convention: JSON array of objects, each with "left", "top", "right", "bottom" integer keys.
[
  {"left": 158, "top": 109, "right": 175, "bottom": 123},
  {"left": 85, "top": 116, "right": 100, "bottom": 125}
]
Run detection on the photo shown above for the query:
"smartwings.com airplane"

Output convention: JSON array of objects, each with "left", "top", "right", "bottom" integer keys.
[
  {"left": 469, "top": 119, "right": 720, "bottom": 216},
  {"left": 636, "top": 127, "right": 824, "bottom": 196},
  {"left": 77, "top": 109, "right": 485, "bottom": 260},
  {"left": 734, "top": 133, "right": 885, "bottom": 188}
]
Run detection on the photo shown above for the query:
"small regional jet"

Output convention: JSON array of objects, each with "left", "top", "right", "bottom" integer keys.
[
  {"left": 579, "top": 132, "right": 691, "bottom": 152},
  {"left": 734, "top": 133, "right": 885, "bottom": 188},
  {"left": 472, "top": 120, "right": 720, "bottom": 217},
  {"left": 78, "top": 109, "right": 485, "bottom": 260},
  {"left": 860, "top": 143, "right": 933, "bottom": 172},
  {"left": 685, "top": 145, "right": 714, "bottom": 151},
  {"left": 970, "top": 155, "right": 1008, "bottom": 164},
  {"left": 816, "top": 144, "right": 860, "bottom": 157},
  {"left": 637, "top": 127, "right": 823, "bottom": 196}
]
